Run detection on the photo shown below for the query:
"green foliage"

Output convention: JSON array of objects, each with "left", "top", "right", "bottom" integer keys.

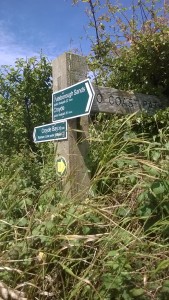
[
  {"left": 83, "top": 0, "right": 169, "bottom": 99},
  {"left": 0, "top": 1, "right": 169, "bottom": 298},
  {"left": 107, "top": 29, "right": 169, "bottom": 97},
  {"left": 0, "top": 54, "right": 52, "bottom": 154}
]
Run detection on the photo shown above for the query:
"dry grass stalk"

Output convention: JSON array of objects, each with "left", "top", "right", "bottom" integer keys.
[{"left": 0, "top": 282, "right": 27, "bottom": 300}]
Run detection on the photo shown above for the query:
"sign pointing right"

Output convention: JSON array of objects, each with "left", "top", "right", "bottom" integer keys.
[{"left": 52, "top": 79, "right": 95, "bottom": 122}]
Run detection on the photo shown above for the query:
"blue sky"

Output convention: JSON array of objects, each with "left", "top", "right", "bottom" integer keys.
[
  {"left": 0, "top": 0, "right": 164, "bottom": 66},
  {"left": 0, "top": 0, "right": 90, "bottom": 65}
]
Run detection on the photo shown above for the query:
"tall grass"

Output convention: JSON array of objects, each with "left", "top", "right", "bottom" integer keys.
[{"left": 0, "top": 114, "right": 169, "bottom": 299}]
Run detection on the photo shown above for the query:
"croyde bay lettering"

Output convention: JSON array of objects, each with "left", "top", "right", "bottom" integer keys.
[
  {"left": 41, "top": 124, "right": 65, "bottom": 136},
  {"left": 33, "top": 121, "right": 67, "bottom": 143}
]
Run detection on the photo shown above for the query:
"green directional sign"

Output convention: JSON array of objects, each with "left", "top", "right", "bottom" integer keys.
[
  {"left": 52, "top": 79, "right": 95, "bottom": 122},
  {"left": 33, "top": 121, "right": 67, "bottom": 143}
]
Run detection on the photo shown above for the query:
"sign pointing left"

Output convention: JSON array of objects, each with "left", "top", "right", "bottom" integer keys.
[{"left": 33, "top": 121, "right": 67, "bottom": 143}]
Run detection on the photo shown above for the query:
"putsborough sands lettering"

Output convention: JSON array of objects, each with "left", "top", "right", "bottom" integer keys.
[
  {"left": 53, "top": 86, "right": 86, "bottom": 118},
  {"left": 52, "top": 79, "right": 95, "bottom": 122}
]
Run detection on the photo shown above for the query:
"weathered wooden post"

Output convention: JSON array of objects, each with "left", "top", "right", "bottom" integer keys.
[{"left": 52, "top": 52, "right": 91, "bottom": 199}]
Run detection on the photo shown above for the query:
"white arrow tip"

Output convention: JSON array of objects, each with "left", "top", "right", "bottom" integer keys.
[{"left": 85, "top": 81, "right": 95, "bottom": 113}]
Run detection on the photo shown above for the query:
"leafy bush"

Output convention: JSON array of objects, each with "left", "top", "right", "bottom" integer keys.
[{"left": 0, "top": 55, "right": 52, "bottom": 155}]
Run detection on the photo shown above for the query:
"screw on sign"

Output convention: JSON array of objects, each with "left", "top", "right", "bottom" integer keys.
[{"left": 55, "top": 157, "right": 67, "bottom": 177}]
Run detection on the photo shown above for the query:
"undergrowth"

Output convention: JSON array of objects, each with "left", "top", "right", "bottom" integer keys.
[{"left": 0, "top": 112, "right": 169, "bottom": 299}]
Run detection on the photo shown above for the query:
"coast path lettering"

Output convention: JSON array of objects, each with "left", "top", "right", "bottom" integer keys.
[{"left": 91, "top": 86, "right": 169, "bottom": 115}]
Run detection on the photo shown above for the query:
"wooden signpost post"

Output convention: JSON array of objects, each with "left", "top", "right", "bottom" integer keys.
[
  {"left": 33, "top": 52, "right": 169, "bottom": 200},
  {"left": 52, "top": 53, "right": 92, "bottom": 199}
]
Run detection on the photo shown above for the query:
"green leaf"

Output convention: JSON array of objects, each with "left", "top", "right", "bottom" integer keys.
[
  {"left": 45, "top": 220, "right": 54, "bottom": 230},
  {"left": 82, "top": 226, "right": 90, "bottom": 234},
  {"left": 163, "top": 280, "right": 169, "bottom": 288},
  {"left": 107, "top": 250, "right": 119, "bottom": 257},
  {"left": 161, "top": 286, "right": 169, "bottom": 293},
  {"left": 130, "top": 288, "right": 145, "bottom": 297},
  {"left": 17, "top": 217, "right": 28, "bottom": 226},
  {"left": 105, "top": 261, "right": 119, "bottom": 269},
  {"left": 155, "top": 259, "right": 169, "bottom": 272},
  {"left": 151, "top": 151, "right": 160, "bottom": 161},
  {"left": 151, "top": 181, "right": 165, "bottom": 195},
  {"left": 165, "top": 142, "right": 169, "bottom": 150}
]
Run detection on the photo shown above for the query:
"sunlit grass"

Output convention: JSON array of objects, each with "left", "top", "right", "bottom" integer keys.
[{"left": 0, "top": 114, "right": 169, "bottom": 299}]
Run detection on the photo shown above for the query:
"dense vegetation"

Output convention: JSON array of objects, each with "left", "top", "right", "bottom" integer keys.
[{"left": 0, "top": 0, "right": 169, "bottom": 299}]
